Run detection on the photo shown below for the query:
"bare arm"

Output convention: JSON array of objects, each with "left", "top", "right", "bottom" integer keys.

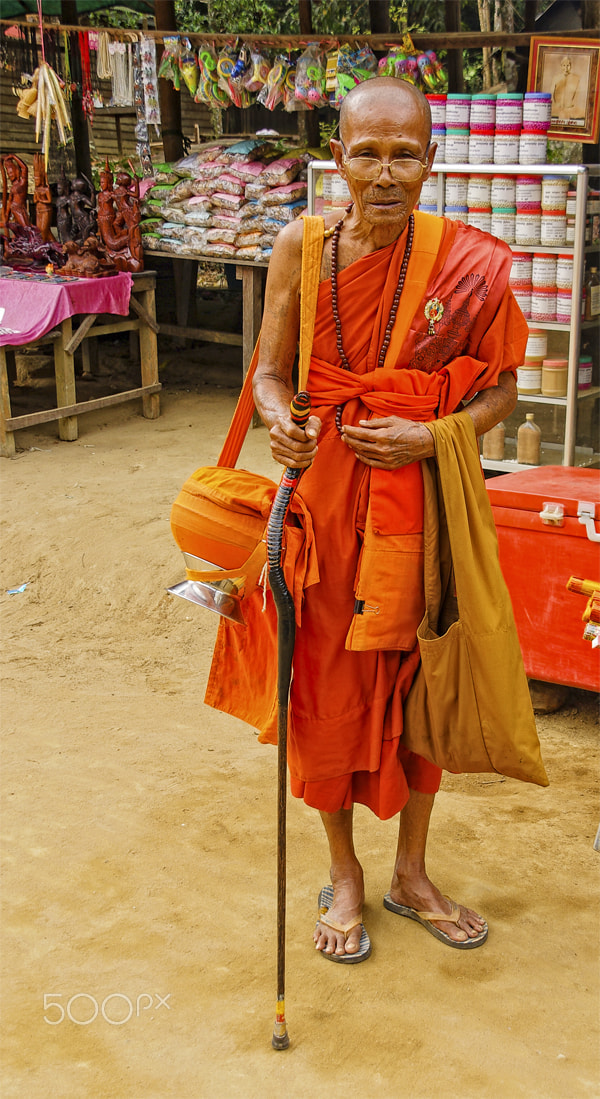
[
  {"left": 253, "top": 220, "right": 322, "bottom": 468},
  {"left": 340, "top": 371, "right": 517, "bottom": 469}
]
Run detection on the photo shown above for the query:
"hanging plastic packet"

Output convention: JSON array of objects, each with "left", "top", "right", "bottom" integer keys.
[
  {"left": 228, "top": 43, "right": 252, "bottom": 108},
  {"left": 258, "top": 56, "right": 290, "bottom": 111},
  {"left": 243, "top": 46, "right": 270, "bottom": 94},
  {"left": 295, "top": 43, "right": 327, "bottom": 107},
  {"left": 158, "top": 36, "right": 181, "bottom": 89},
  {"left": 196, "top": 42, "right": 230, "bottom": 107},
  {"left": 216, "top": 43, "right": 240, "bottom": 105},
  {"left": 418, "top": 50, "right": 447, "bottom": 90},
  {"left": 282, "top": 64, "right": 301, "bottom": 110},
  {"left": 179, "top": 37, "right": 199, "bottom": 96}
]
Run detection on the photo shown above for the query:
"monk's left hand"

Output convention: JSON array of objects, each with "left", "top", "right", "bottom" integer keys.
[{"left": 340, "top": 416, "right": 434, "bottom": 469}]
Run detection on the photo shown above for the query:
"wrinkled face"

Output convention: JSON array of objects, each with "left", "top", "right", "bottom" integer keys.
[{"left": 331, "top": 92, "right": 436, "bottom": 230}]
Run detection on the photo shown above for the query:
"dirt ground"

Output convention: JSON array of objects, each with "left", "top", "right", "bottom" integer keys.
[{"left": 1, "top": 318, "right": 599, "bottom": 1099}]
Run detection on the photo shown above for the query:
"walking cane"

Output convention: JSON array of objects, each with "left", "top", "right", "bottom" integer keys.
[{"left": 266, "top": 390, "right": 312, "bottom": 1051}]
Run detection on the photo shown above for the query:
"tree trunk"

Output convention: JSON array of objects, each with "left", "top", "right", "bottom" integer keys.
[
  {"left": 476, "top": 0, "right": 492, "bottom": 89},
  {"left": 61, "top": 1, "right": 92, "bottom": 180},
  {"left": 368, "top": 0, "right": 390, "bottom": 34},
  {"left": 154, "top": 0, "right": 184, "bottom": 162},
  {"left": 444, "top": 0, "right": 464, "bottom": 93}
]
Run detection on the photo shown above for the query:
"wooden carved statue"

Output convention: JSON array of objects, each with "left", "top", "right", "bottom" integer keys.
[
  {"left": 58, "top": 235, "right": 114, "bottom": 278},
  {"left": 33, "top": 153, "right": 53, "bottom": 244},
  {"left": 96, "top": 159, "right": 143, "bottom": 273},
  {"left": 56, "top": 168, "right": 72, "bottom": 243},
  {"left": 0, "top": 155, "right": 30, "bottom": 234},
  {"left": 69, "top": 176, "right": 97, "bottom": 244}
]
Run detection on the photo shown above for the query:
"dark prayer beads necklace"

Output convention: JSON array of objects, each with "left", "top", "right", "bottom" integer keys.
[{"left": 330, "top": 205, "right": 415, "bottom": 433}]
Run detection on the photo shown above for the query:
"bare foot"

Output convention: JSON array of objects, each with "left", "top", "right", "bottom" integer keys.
[
  {"left": 314, "top": 862, "right": 365, "bottom": 957},
  {"left": 388, "top": 869, "right": 486, "bottom": 944}
]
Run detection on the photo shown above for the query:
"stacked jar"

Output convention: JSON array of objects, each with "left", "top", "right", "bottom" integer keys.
[
  {"left": 587, "top": 189, "right": 600, "bottom": 244},
  {"left": 469, "top": 92, "right": 495, "bottom": 165},
  {"left": 444, "top": 172, "right": 469, "bottom": 221},
  {"left": 541, "top": 174, "right": 568, "bottom": 247},
  {"left": 510, "top": 251, "right": 533, "bottom": 319},
  {"left": 418, "top": 170, "right": 439, "bottom": 215},
  {"left": 445, "top": 93, "right": 471, "bottom": 165},
  {"left": 490, "top": 174, "right": 516, "bottom": 243},
  {"left": 515, "top": 174, "right": 542, "bottom": 246},
  {"left": 517, "top": 328, "right": 547, "bottom": 395},
  {"left": 495, "top": 93, "right": 522, "bottom": 166},
  {"left": 520, "top": 92, "right": 551, "bottom": 164},
  {"left": 531, "top": 251, "right": 557, "bottom": 322},
  {"left": 427, "top": 93, "right": 447, "bottom": 168}
]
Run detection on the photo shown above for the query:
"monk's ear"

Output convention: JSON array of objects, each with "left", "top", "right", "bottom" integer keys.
[{"left": 330, "top": 138, "right": 346, "bottom": 176}]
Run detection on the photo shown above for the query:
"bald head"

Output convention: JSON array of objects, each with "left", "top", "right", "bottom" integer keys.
[{"left": 339, "top": 76, "right": 432, "bottom": 147}]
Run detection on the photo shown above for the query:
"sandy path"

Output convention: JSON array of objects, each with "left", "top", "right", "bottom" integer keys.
[{"left": 1, "top": 388, "right": 598, "bottom": 1099}]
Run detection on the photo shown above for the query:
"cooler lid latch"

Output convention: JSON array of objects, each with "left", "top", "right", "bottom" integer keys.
[
  {"left": 539, "top": 502, "right": 564, "bottom": 526},
  {"left": 577, "top": 500, "right": 600, "bottom": 543}
]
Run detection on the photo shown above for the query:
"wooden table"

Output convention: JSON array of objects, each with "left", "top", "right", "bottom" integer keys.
[
  {"left": 149, "top": 252, "right": 268, "bottom": 379},
  {"left": 0, "top": 270, "right": 160, "bottom": 457}
]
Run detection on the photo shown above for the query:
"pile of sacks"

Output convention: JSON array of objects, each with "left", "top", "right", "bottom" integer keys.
[{"left": 141, "top": 138, "right": 310, "bottom": 262}]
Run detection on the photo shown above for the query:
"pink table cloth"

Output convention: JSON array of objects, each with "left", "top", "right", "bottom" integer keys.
[{"left": 0, "top": 268, "right": 133, "bottom": 347}]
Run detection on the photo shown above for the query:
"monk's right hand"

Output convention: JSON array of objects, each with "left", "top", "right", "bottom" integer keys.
[{"left": 269, "top": 414, "right": 321, "bottom": 469}]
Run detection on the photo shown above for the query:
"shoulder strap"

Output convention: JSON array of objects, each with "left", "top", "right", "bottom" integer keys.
[{"left": 217, "top": 216, "right": 325, "bottom": 469}]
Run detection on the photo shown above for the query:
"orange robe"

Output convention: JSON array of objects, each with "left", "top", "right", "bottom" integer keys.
[{"left": 205, "top": 213, "right": 529, "bottom": 821}]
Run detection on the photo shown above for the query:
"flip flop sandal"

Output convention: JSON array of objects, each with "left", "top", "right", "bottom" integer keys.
[
  {"left": 316, "top": 885, "right": 372, "bottom": 964},
  {"left": 383, "top": 893, "right": 488, "bottom": 950}
]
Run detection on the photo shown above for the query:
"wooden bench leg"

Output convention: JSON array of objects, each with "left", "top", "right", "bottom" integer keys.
[
  {"left": 137, "top": 287, "right": 160, "bottom": 420},
  {"left": 54, "top": 317, "right": 78, "bottom": 441},
  {"left": 0, "top": 347, "right": 16, "bottom": 457}
]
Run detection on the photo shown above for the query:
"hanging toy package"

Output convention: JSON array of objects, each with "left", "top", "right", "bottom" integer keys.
[
  {"left": 258, "top": 56, "right": 290, "bottom": 111},
  {"left": 243, "top": 46, "right": 270, "bottom": 94},
  {"left": 332, "top": 43, "right": 377, "bottom": 108},
  {"left": 196, "top": 42, "right": 230, "bottom": 107},
  {"left": 179, "top": 37, "right": 199, "bottom": 96},
  {"left": 227, "top": 43, "right": 252, "bottom": 108},
  {"left": 216, "top": 43, "right": 240, "bottom": 105},
  {"left": 418, "top": 50, "right": 447, "bottom": 90},
  {"left": 294, "top": 43, "right": 327, "bottom": 108},
  {"left": 158, "top": 36, "right": 181, "bottom": 89},
  {"left": 283, "top": 64, "right": 305, "bottom": 111}
]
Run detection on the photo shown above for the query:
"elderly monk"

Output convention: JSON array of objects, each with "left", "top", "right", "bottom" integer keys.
[{"left": 206, "top": 77, "right": 528, "bottom": 960}]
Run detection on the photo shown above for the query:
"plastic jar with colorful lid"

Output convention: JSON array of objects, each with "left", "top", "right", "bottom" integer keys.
[
  {"left": 470, "top": 94, "right": 496, "bottom": 129},
  {"left": 523, "top": 92, "right": 552, "bottom": 131},
  {"left": 516, "top": 175, "right": 542, "bottom": 207},
  {"left": 510, "top": 252, "right": 533, "bottom": 285},
  {"left": 556, "top": 253, "right": 574, "bottom": 289},
  {"left": 445, "top": 129, "right": 470, "bottom": 163},
  {"left": 578, "top": 355, "right": 593, "bottom": 390},
  {"left": 445, "top": 174, "right": 469, "bottom": 205},
  {"left": 513, "top": 285, "right": 532, "bottom": 318},
  {"left": 491, "top": 207, "right": 516, "bottom": 243},
  {"left": 532, "top": 253, "right": 557, "bottom": 289},
  {"left": 419, "top": 174, "right": 439, "bottom": 205},
  {"left": 566, "top": 190, "right": 577, "bottom": 216},
  {"left": 586, "top": 190, "right": 600, "bottom": 214},
  {"left": 540, "top": 211, "right": 567, "bottom": 246},
  {"left": 468, "top": 130, "right": 495, "bottom": 163},
  {"left": 541, "top": 358, "right": 568, "bottom": 397},
  {"left": 566, "top": 217, "right": 576, "bottom": 245},
  {"left": 431, "top": 128, "right": 446, "bottom": 159},
  {"left": 515, "top": 210, "right": 541, "bottom": 246},
  {"left": 531, "top": 288, "right": 557, "bottom": 322},
  {"left": 444, "top": 205, "right": 469, "bottom": 223},
  {"left": 445, "top": 93, "right": 471, "bottom": 127},
  {"left": 556, "top": 290, "right": 573, "bottom": 324},
  {"left": 418, "top": 203, "right": 437, "bottom": 215},
  {"left": 468, "top": 207, "right": 492, "bottom": 233},
  {"left": 494, "top": 130, "right": 521, "bottom": 164},
  {"left": 467, "top": 175, "right": 492, "bottom": 207},
  {"left": 519, "top": 131, "right": 548, "bottom": 164},
  {"left": 426, "top": 93, "right": 447, "bottom": 125},
  {"left": 541, "top": 175, "right": 569, "bottom": 212},
  {"left": 517, "top": 363, "right": 542, "bottom": 393},
  {"left": 526, "top": 329, "right": 548, "bottom": 359},
  {"left": 495, "top": 93, "right": 523, "bottom": 129},
  {"left": 491, "top": 175, "right": 516, "bottom": 207}
]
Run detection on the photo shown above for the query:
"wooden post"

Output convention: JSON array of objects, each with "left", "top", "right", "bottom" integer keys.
[
  {"left": 136, "top": 275, "right": 160, "bottom": 420},
  {"left": 523, "top": 0, "right": 537, "bottom": 31},
  {"left": 54, "top": 317, "right": 78, "bottom": 442},
  {"left": 444, "top": 0, "right": 465, "bottom": 93},
  {"left": 369, "top": 0, "right": 390, "bottom": 34},
  {"left": 0, "top": 348, "right": 16, "bottom": 458},
  {"left": 154, "top": 0, "right": 185, "bottom": 162}
]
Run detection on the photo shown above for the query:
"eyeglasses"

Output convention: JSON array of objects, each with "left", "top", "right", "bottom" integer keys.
[{"left": 342, "top": 146, "right": 430, "bottom": 184}]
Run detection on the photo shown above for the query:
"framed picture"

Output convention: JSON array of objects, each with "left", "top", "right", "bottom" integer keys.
[{"left": 527, "top": 36, "right": 600, "bottom": 143}]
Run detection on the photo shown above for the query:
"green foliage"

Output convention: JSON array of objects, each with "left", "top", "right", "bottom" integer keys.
[{"left": 88, "top": 6, "right": 149, "bottom": 29}]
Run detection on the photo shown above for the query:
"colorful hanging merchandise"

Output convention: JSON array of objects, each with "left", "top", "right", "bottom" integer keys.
[
  {"left": 109, "top": 38, "right": 134, "bottom": 106},
  {"left": 179, "top": 37, "right": 199, "bottom": 96},
  {"left": 140, "top": 35, "right": 161, "bottom": 128},
  {"left": 331, "top": 43, "right": 377, "bottom": 108},
  {"left": 133, "top": 42, "right": 154, "bottom": 177},
  {"left": 196, "top": 42, "right": 229, "bottom": 108},
  {"left": 158, "top": 36, "right": 181, "bottom": 89},
  {"left": 294, "top": 43, "right": 328, "bottom": 108},
  {"left": 15, "top": 61, "right": 72, "bottom": 168},
  {"left": 258, "top": 55, "right": 290, "bottom": 111},
  {"left": 78, "top": 31, "right": 94, "bottom": 122}
]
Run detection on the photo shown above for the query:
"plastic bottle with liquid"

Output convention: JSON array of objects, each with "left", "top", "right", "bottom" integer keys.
[
  {"left": 482, "top": 421, "right": 505, "bottom": 460},
  {"left": 517, "top": 412, "right": 541, "bottom": 465}
]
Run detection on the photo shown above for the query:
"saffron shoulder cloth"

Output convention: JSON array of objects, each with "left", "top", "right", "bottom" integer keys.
[{"left": 402, "top": 410, "right": 548, "bottom": 787}]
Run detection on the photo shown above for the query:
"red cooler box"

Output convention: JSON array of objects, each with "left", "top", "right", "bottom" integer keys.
[{"left": 486, "top": 466, "right": 600, "bottom": 691}]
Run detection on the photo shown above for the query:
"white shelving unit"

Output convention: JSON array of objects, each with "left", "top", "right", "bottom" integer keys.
[{"left": 307, "top": 159, "right": 599, "bottom": 471}]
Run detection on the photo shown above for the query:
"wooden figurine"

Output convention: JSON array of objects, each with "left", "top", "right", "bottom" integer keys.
[
  {"left": 0, "top": 155, "right": 30, "bottom": 233},
  {"left": 33, "top": 153, "right": 53, "bottom": 243},
  {"left": 96, "top": 160, "right": 143, "bottom": 273}
]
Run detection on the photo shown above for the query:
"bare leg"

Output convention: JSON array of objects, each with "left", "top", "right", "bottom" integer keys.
[
  {"left": 389, "top": 789, "right": 486, "bottom": 942},
  {"left": 313, "top": 807, "right": 365, "bottom": 957}
]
